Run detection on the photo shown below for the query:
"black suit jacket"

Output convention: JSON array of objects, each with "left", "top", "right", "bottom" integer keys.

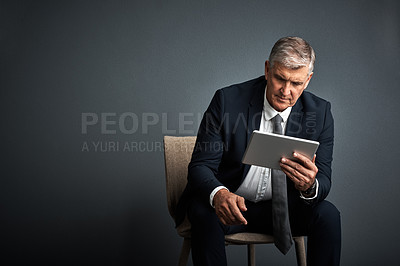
[{"left": 176, "top": 76, "right": 334, "bottom": 227}]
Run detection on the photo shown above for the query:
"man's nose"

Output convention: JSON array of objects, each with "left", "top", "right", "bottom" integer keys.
[{"left": 281, "top": 82, "right": 291, "bottom": 96}]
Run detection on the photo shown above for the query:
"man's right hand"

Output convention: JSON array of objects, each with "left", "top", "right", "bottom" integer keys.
[{"left": 213, "top": 189, "right": 248, "bottom": 225}]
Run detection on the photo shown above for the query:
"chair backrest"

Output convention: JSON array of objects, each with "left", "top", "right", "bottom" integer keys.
[{"left": 163, "top": 136, "right": 196, "bottom": 221}]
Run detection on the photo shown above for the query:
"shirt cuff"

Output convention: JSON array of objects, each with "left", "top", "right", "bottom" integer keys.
[
  {"left": 210, "top": 186, "right": 229, "bottom": 207},
  {"left": 299, "top": 179, "right": 319, "bottom": 200}
]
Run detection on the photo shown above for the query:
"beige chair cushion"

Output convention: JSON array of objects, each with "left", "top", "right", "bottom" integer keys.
[{"left": 163, "top": 136, "right": 196, "bottom": 237}]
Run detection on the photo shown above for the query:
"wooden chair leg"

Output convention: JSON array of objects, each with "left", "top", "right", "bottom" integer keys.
[
  {"left": 247, "top": 244, "right": 256, "bottom": 266},
  {"left": 178, "top": 238, "right": 191, "bottom": 266},
  {"left": 294, "top": 237, "right": 307, "bottom": 266}
]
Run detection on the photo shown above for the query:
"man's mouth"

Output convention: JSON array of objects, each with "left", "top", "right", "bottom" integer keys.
[{"left": 276, "top": 96, "right": 289, "bottom": 102}]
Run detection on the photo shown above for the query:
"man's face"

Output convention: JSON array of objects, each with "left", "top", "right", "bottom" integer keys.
[{"left": 265, "top": 61, "right": 313, "bottom": 112}]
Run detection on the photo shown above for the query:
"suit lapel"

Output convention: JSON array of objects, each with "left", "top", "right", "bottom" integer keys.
[
  {"left": 246, "top": 81, "right": 265, "bottom": 143},
  {"left": 242, "top": 80, "right": 265, "bottom": 178}
]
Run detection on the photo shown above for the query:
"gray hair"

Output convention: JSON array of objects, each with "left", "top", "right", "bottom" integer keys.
[{"left": 268, "top": 36, "right": 316, "bottom": 74}]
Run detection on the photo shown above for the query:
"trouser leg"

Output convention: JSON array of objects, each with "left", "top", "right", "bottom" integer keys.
[
  {"left": 187, "top": 196, "right": 229, "bottom": 266},
  {"left": 188, "top": 195, "right": 340, "bottom": 266},
  {"left": 307, "top": 200, "right": 341, "bottom": 266},
  {"left": 187, "top": 197, "right": 268, "bottom": 266},
  {"left": 291, "top": 200, "right": 341, "bottom": 266}
]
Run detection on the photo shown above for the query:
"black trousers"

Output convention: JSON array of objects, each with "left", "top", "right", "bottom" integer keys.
[{"left": 188, "top": 197, "right": 341, "bottom": 266}]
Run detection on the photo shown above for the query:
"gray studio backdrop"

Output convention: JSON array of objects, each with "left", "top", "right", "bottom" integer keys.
[{"left": 2, "top": 0, "right": 400, "bottom": 265}]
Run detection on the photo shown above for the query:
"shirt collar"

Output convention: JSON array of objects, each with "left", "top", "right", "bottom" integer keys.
[{"left": 263, "top": 85, "right": 292, "bottom": 122}]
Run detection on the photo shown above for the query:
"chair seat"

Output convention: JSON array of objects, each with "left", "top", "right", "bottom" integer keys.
[{"left": 225, "top": 232, "right": 275, "bottom": 244}]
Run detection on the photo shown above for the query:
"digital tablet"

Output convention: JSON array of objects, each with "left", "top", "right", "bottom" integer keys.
[{"left": 242, "top": 130, "right": 320, "bottom": 169}]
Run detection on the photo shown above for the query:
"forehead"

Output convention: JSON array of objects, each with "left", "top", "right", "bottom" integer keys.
[{"left": 272, "top": 62, "right": 310, "bottom": 81}]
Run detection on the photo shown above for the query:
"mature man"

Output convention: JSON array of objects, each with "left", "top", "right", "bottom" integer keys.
[{"left": 176, "top": 37, "right": 341, "bottom": 266}]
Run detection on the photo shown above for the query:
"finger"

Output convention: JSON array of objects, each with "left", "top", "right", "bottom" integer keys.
[
  {"left": 237, "top": 196, "right": 247, "bottom": 212},
  {"left": 280, "top": 162, "right": 310, "bottom": 190},
  {"left": 220, "top": 205, "right": 236, "bottom": 225},
  {"left": 293, "top": 152, "right": 317, "bottom": 171},
  {"left": 280, "top": 163, "right": 303, "bottom": 183},
  {"left": 228, "top": 203, "right": 248, "bottom": 225},
  {"left": 221, "top": 207, "right": 242, "bottom": 225},
  {"left": 292, "top": 152, "right": 318, "bottom": 177},
  {"left": 216, "top": 202, "right": 235, "bottom": 224},
  {"left": 233, "top": 197, "right": 248, "bottom": 225},
  {"left": 280, "top": 157, "right": 309, "bottom": 178},
  {"left": 280, "top": 162, "right": 315, "bottom": 191},
  {"left": 218, "top": 214, "right": 228, "bottom": 225}
]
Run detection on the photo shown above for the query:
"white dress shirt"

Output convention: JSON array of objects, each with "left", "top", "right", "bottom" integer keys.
[
  {"left": 234, "top": 88, "right": 291, "bottom": 202},
  {"left": 209, "top": 87, "right": 318, "bottom": 206}
]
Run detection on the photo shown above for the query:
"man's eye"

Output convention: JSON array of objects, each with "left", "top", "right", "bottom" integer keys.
[{"left": 293, "top": 82, "right": 302, "bottom": 86}]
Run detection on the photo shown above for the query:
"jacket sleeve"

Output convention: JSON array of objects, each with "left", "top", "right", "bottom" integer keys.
[
  {"left": 187, "top": 89, "right": 226, "bottom": 200},
  {"left": 312, "top": 101, "right": 334, "bottom": 205}
]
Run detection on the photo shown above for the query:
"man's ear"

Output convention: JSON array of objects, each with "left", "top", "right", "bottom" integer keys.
[
  {"left": 304, "top": 72, "right": 313, "bottom": 89},
  {"left": 264, "top": 60, "right": 270, "bottom": 79}
]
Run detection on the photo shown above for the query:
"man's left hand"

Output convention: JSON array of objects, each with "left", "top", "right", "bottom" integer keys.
[{"left": 279, "top": 152, "right": 318, "bottom": 192}]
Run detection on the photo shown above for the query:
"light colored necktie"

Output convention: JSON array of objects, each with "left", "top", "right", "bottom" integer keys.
[{"left": 271, "top": 114, "right": 293, "bottom": 254}]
